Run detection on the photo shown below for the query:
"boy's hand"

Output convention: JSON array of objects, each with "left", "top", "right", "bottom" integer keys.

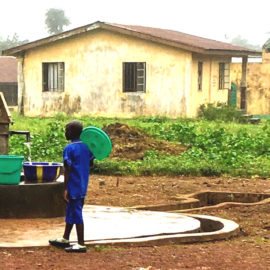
[{"left": 64, "top": 189, "right": 69, "bottom": 203}]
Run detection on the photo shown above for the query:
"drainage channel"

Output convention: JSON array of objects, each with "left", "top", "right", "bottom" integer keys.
[{"left": 132, "top": 191, "right": 270, "bottom": 212}]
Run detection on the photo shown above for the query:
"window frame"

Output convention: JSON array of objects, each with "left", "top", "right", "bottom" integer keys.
[
  {"left": 219, "top": 62, "right": 230, "bottom": 90},
  {"left": 123, "top": 62, "right": 146, "bottom": 93},
  {"left": 42, "top": 62, "right": 65, "bottom": 92}
]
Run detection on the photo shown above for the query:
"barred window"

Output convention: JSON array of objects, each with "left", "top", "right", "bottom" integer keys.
[
  {"left": 219, "top": 62, "right": 230, "bottom": 90},
  {"left": 42, "top": 62, "right": 64, "bottom": 92},
  {"left": 123, "top": 62, "right": 146, "bottom": 92}
]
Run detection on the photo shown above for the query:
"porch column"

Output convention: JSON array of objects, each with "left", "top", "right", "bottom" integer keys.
[
  {"left": 17, "top": 53, "right": 25, "bottom": 115},
  {"left": 240, "top": 56, "right": 248, "bottom": 111}
]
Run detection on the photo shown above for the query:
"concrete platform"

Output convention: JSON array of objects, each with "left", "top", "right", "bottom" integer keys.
[
  {"left": 0, "top": 205, "right": 239, "bottom": 248},
  {"left": 0, "top": 182, "right": 65, "bottom": 218}
]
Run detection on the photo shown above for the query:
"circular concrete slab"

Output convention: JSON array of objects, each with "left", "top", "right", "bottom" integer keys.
[
  {"left": 0, "top": 205, "right": 200, "bottom": 247},
  {"left": 83, "top": 205, "right": 200, "bottom": 241}
]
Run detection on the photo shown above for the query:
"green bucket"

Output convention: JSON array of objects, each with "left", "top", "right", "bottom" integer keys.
[{"left": 0, "top": 155, "right": 24, "bottom": 185}]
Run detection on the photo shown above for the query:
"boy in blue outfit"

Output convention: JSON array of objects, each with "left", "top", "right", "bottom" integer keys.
[{"left": 49, "top": 120, "right": 94, "bottom": 253}]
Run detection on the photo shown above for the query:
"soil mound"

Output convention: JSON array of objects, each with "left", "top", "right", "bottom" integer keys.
[{"left": 103, "top": 122, "right": 188, "bottom": 160}]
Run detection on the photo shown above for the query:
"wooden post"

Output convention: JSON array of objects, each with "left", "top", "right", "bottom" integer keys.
[
  {"left": 240, "top": 56, "right": 248, "bottom": 111},
  {"left": 0, "top": 93, "right": 12, "bottom": 155},
  {"left": 208, "top": 58, "right": 212, "bottom": 103},
  {"left": 17, "top": 54, "right": 25, "bottom": 116}
]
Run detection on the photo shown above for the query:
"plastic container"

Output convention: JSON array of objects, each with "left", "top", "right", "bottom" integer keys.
[
  {"left": 23, "top": 162, "right": 63, "bottom": 183},
  {"left": 0, "top": 155, "right": 24, "bottom": 185},
  {"left": 80, "top": 126, "right": 112, "bottom": 160}
]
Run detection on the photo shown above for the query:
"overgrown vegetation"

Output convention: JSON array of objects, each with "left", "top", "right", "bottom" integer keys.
[
  {"left": 8, "top": 110, "right": 270, "bottom": 178},
  {"left": 198, "top": 103, "right": 244, "bottom": 122}
]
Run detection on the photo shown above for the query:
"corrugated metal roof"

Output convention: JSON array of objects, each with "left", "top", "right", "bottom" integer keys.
[
  {"left": 2, "top": 21, "right": 261, "bottom": 57},
  {"left": 0, "top": 57, "right": 17, "bottom": 82}
]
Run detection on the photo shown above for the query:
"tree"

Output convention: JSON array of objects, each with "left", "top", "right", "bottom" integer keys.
[
  {"left": 45, "top": 8, "right": 70, "bottom": 35},
  {"left": 0, "top": 33, "right": 28, "bottom": 55},
  {"left": 230, "top": 35, "right": 261, "bottom": 51}
]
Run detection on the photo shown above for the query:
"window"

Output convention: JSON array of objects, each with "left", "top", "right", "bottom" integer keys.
[
  {"left": 219, "top": 62, "right": 230, "bottom": 90},
  {"left": 42, "top": 62, "right": 64, "bottom": 92},
  {"left": 198, "top": 61, "right": 203, "bottom": 91},
  {"left": 123, "top": 62, "right": 146, "bottom": 92}
]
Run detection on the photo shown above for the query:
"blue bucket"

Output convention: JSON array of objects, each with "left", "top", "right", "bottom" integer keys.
[{"left": 23, "top": 162, "right": 63, "bottom": 183}]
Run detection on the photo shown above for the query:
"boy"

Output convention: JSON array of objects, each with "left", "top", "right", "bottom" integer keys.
[{"left": 49, "top": 120, "right": 94, "bottom": 253}]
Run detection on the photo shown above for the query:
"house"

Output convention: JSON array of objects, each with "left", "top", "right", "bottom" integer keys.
[
  {"left": 0, "top": 56, "right": 18, "bottom": 108},
  {"left": 3, "top": 21, "right": 260, "bottom": 117}
]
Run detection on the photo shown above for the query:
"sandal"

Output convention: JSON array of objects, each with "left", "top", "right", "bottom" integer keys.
[
  {"left": 49, "top": 238, "right": 70, "bottom": 248},
  {"left": 65, "top": 243, "right": 87, "bottom": 253}
]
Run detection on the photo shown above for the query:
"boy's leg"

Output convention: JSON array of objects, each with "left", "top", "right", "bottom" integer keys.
[
  {"left": 49, "top": 201, "right": 73, "bottom": 248},
  {"left": 63, "top": 223, "right": 74, "bottom": 240},
  {"left": 76, "top": 223, "right": 84, "bottom": 246},
  {"left": 65, "top": 199, "right": 87, "bottom": 252},
  {"left": 65, "top": 223, "right": 86, "bottom": 252}
]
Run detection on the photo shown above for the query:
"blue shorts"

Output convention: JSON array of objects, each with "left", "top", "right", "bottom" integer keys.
[{"left": 65, "top": 198, "right": 84, "bottom": 224}]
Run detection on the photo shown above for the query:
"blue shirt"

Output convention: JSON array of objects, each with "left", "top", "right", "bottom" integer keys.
[{"left": 63, "top": 139, "right": 94, "bottom": 199}]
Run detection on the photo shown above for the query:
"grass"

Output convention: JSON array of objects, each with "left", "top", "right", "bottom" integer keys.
[{"left": 8, "top": 112, "right": 270, "bottom": 178}]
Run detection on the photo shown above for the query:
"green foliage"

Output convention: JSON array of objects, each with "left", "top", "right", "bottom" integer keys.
[
  {"left": 0, "top": 33, "right": 28, "bottom": 55},
  {"left": 8, "top": 114, "right": 270, "bottom": 178},
  {"left": 9, "top": 120, "right": 66, "bottom": 162},
  {"left": 198, "top": 103, "right": 244, "bottom": 122},
  {"left": 230, "top": 35, "right": 261, "bottom": 51},
  {"left": 45, "top": 8, "right": 70, "bottom": 35}
]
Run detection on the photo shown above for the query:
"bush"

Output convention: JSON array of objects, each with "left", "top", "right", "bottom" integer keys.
[{"left": 198, "top": 103, "right": 243, "bottom": 122}]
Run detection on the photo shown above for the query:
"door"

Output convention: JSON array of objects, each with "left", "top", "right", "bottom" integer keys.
[{"left": 229, "top": 82, "right": 237, "bottom": 106}]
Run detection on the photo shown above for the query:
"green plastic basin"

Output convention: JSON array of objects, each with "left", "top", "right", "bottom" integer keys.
[
  {"left": 0, "top": 155, "right": 24, "bottom": 185},
  {"left": 80, "top": 126, "right": 112, "bottom": 160}
]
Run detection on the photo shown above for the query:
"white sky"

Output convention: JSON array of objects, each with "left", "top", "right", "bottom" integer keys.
[{"left": 0, "top": 0, "right": 269, "bottom": 46}]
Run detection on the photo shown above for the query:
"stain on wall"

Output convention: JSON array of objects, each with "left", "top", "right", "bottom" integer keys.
[{"left": 121, "top": 94, "right": 146, "bottom": 115}]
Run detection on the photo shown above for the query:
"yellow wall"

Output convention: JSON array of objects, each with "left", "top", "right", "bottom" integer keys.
[
  {"left": 189, "top": 55, "right": 231, "bottom": 117},
  {"left": 20, "top": 29, "right": 232, "bottom": 117},
  {"left": 21, "top": 29, "right": 193, "bottom": 117},
  {"left": 231, "top": 52, "right": 270, "bottom": 115}
]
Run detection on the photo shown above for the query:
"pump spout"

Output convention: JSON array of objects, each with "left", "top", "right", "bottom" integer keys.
[{"left": 9, "top": 130, "right": 30, "bottom": 142}]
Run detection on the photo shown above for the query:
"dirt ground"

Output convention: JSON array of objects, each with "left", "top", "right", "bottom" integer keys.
[
  {"left": 2, "top": 124, "right": 270, "bottom": 269},
  {"left": 103, "top": 122, "right": 188, "bottom": 160},
  {"left": 2, "top": 175, "right": 270, "bottom": 270}
]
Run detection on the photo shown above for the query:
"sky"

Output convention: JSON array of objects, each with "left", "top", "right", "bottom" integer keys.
[{"left": 0, "top": 0, "right": 270, "bottom": 46}]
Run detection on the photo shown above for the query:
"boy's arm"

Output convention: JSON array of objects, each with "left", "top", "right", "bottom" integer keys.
[
  {"left": 64, "top": 161, "right": 70, "bottom": 202},
  {"left": 89, "top": 151, "right": 95, "bottom": 168}
]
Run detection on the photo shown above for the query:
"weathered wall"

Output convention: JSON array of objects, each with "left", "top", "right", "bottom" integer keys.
[
  {"left": 189, "top": 55, "right": 230, "bottom": 117},
  {"left": 231, "top": 51, "right": 270, "bottom": 115},
  {"left": 21, "top": 29, "right": 194, "bottom": 118}
]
